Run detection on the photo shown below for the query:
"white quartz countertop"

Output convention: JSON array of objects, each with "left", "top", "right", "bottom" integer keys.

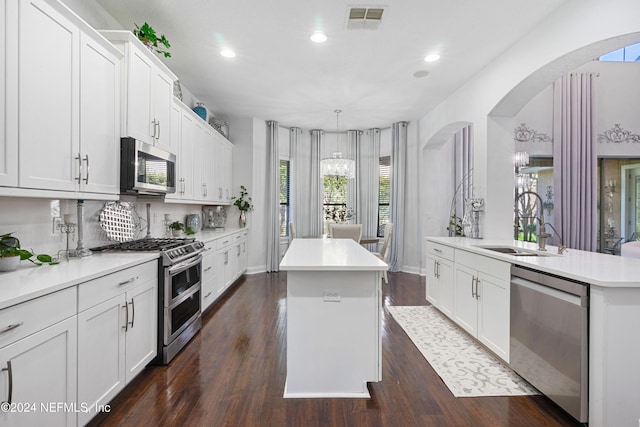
[
  {"left": 426, "top": 236, "right": 640, "bottom": 288},
  {"left": 280, "top": 238, "right": 388, "bottom": 271},
  {"left": 0, "top": 252, "right": 159, "bottom": 310},
  {"left": 197, "top": 227, "right": 247, "bottom": 243}
]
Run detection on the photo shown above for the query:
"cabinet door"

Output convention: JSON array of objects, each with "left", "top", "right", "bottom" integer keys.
[
  {"left": 240, "top": 238, "right": 248, "bottom": 273},
  {"left": 437, "top": 258, "right": 454, "bottom": 318},
  {"left": 222, "top": 140, "right": 233, "bottom": 203},
  {"left": 477, "top": 273, "right": 510, "bottom": 361},
  {"left": 201, "top": 249, "right": 216, "bottom": 310},
  {"left": 425, "top": 255, "right": 439, "bottom": 306},
  {"left": 124, "top": 280, "right": 157, "bottom": 383},
  {"left": 201, "top": 127, "right": 216, "bottom": 202},
  {"left": 165, "top": 101, "right": 182, "bottom": 201},
  {"left": 179, "top": 112, "right": 196, "bottom": 200},
  {"left": 18, "top": 0, "right": 80, "bottom": 191},
  {"left": 151, "top": 69, "right": 173, "bottom": 150},
  {"left": 125, "top": 44, "right": 154, "bottom": 143},
  {"left": 193, "top": 121, "right": 206, "bottom": 201},
  {"left": 215, "top": 249, "right": 229, "bottom": 295},
  {"left": 0, "top": 316, "right": 77, "bottom": 427},
  {"left": 79, "top": 33, "right": 120, "bottom": 194},
  {"left": 0, "top": 0, "right": 17, "bottom": 187},
  {"left": 453, "top": 263, "right": 478, "bottom": 336},
  {"left": 77, "top": 294, "right": 126, "bottom": 426}
]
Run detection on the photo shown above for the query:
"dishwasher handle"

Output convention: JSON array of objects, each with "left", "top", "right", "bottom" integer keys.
[{"left": 511, "top": 277, "right": 588, "bottom": 307}]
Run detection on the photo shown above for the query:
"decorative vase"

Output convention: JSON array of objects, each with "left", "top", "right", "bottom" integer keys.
[
  {"left": 193, "top": 102, "right": 207, "bottom": 121},
  {"left": 0, "top": 256, "right": 20, "bottom": 272},
  {"left": 239, "top": 211, "right": 246, "bottom": 228}
]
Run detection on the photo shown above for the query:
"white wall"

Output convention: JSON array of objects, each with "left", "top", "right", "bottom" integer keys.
[{"left": 414, "top": 0, "right": 640, "bottom": 275}]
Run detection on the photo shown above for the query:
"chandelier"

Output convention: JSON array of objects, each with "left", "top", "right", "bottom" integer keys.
[{"left": 320, "top": 110, "right": 356, "bottom": 179}]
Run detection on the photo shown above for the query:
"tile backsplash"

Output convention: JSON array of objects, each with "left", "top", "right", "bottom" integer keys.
[{"left": 0, "top": 196, "right": 207, "bottom": 257}]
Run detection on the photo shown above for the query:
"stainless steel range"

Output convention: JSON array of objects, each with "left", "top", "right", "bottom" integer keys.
[{"left": 92, "top": 238, "right": 205, "bottom": 364}]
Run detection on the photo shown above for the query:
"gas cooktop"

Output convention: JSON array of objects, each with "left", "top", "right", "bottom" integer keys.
[{"left": 91, "top": 238, "right": 205, "bottom": 265}]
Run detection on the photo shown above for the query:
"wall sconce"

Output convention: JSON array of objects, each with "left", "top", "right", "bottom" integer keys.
[{"left": 605, "top": 179, "right": 616, "bottom": 196}]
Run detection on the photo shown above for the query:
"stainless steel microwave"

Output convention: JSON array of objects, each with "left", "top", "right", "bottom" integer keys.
[{"left": 120, "top": 137, "right": 176, "bottom": 195}]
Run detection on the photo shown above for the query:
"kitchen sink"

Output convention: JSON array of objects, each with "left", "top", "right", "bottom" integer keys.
[{"left": 474, "top": 245, "right": 550, "bottom": 257}]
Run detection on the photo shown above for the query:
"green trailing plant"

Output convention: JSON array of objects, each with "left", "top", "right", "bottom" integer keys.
[
  {"left": 446, "top": 215, "right": 465, "bottom": 237},
  {"left": 0, "top": 232, "right": 58, "bottom": 265},
  {"left": 133, "top": 22, "right": 171, "bottom": 58},
  {"left": 232, "top": 185, "right": 254, "bottom": 212},
  {"left": 169, "top": 221, "right": 185, "bottom": 231},
  {"left": 185, "top": 226, "right": 196, "bottom": 235}
]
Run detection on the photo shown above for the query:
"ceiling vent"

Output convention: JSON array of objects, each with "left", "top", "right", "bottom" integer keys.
[{"left": 347, "top": 6, "right": 386, "bottom": 30}]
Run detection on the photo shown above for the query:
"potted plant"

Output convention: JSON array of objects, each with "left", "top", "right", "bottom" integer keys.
[
  {"left": 169, "top": 221, "right": 185, "bottom": 237},
  {"left": 133, "top": 22, "right": 171, "bottom": 58},
  {"left": 232, "top": 185, "right": 254, "bottom": 228},
  {"left": 0, "top": 232, "right": 58, "bottom": 272}
]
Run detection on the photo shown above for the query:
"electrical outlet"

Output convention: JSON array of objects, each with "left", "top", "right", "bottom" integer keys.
[
  {"left": 323, "top": 290, "right": 341, "bottom": 302},
  {"left": 52, "top": 217, "right": 62, "bottom": 234}
]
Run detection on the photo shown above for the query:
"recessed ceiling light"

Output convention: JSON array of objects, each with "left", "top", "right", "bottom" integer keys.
[
  {"left": 310, "top": 32, "right": 327, "bottom": 43},
  {"left": 413, "top": 70, "right": 429, "bottom": 78},
  {"left": 424, "top": 53, "right": 440, "bottom": 62},
  {"left": 220, "top": 49, "right": 236, "bottom": 58}
]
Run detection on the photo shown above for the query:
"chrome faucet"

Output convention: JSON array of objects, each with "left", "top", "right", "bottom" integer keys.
[{"left": 515, "top": 190, "right": 566, "bottom": 254}]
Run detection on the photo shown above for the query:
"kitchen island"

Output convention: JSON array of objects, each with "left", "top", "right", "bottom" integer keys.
[
  {"left": 425, "top": 236, "right": 640, "bottom": 427},
  {"left": 280, "top": 238, "right": 387, "bottom": 398}
]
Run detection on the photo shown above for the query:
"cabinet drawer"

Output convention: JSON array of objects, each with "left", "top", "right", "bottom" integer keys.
[
  {"left": 455, "top": 249, "right": 510, "bottom": 281},
  {"left": 0, "top": 287, "right": 76, "bottom": 349},
  {"left": 426, "top": 241, "right": 455, "bottom": 261},
  {"left": 78, "top": 260, "right": 158, "bottom": 312},
  {"left": 215, "top": 236, "right": 234, "bottom": 250}
]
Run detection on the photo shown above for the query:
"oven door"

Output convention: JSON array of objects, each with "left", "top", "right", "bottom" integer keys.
[
  {"left": 165, "top": 254, "right": 202, "bottom": 307},
  {"left": 164, "top": 285, "right": 201, "bottom": 345}
]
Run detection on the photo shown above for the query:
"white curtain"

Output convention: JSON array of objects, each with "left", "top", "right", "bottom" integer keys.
[
  {"left": 291, "top": 129, "right": 323, "bottom": 238},
  {"left": 553, "top": 73, "right": 597, "bottom": 251},
  {"left": 389, "top": 122, "right": 407, "bottom": 271},
  {"left": 357, "top": 129, "right": 380, "bottom": 249},
  {"left": 345, "top": 130, "right": 359, "bottom": 222},
  {"left": 265, "top": 121, "right": 280, "bottom": 272}
]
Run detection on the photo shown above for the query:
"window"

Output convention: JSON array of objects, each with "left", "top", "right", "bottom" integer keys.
[
  {"left": 280, "top": 160, "right": 290, "bottom": 237},
  {"left": 599, "top": 42, "right": 640, "bottom": 62},
  {"left": 323, "top": 175, "right": 348, "bottom": 232},
  {"left": 378, "top": 156, "right": 391, "bottom": 237}
]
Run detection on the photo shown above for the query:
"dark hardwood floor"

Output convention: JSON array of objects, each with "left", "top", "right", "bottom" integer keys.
[{"left": 89, "top": 272, "right": 581, "bottom": 427}]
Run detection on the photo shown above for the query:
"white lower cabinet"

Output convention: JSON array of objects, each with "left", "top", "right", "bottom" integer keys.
[
  {"left": 201, "top": 241, "right": 217, "bottom": 311},
  {"left": 425, "top": 242, "right": 454, "bottom": 317},
  {"left": 77, "top": 261, "right": 157, "bottom": 426},
  {"left": 453, "top": 249, "right": 510, "bottom": 361},
  {"left": 0, "top": 288, "right": 77, "bottom": 427}
]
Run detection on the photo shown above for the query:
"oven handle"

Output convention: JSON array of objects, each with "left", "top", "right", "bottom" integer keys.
[{"left": 168, "top": 254, "right": 203, "bottom": 276}]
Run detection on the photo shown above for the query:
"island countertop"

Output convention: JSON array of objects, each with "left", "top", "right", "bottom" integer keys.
[
  {"left": 280, "top": 238, "right": 387, "bottom": 271},
  {"left": 425, "top": 236, "right": 640, "bottom": 288}
]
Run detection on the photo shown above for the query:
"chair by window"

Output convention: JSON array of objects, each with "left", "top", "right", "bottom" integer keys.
[
  {"left": 373, "top": 223, "right": 393, "bottom": 284},
  {"left": 329, "top": 224, "right": 362, "bottom": 243}
]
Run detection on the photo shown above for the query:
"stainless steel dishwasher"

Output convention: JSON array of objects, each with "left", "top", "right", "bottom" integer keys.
[{"left": 510, "top": 265, "right": 589, "bottom": 423}]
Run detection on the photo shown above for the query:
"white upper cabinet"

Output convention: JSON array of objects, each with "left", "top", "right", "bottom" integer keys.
[
  {"left": 101, "top": 30, "right": 177, "bottom": 151},
  {"left": 0, "top": 2, "right": 17, "bottom": 187},
  {"left": 5, "top": 0, "right": 122, "bottom": 198}
]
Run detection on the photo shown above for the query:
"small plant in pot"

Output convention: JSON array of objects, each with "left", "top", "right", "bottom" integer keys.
[
  {"left": 133, "top": 22, "right": 171, "bottom": 58},
  {"left": 0, "top": 232, "right": 58, "bottom": 272},
  {"left": 169, "top": 221, "right": 185, "bottom": 237}
]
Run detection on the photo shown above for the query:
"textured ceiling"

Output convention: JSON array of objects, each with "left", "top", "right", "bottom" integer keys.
[{"left": 97, "top": 0, "right": 565, "bottom": 130}]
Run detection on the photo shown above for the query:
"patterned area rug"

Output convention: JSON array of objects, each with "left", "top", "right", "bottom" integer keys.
[{"left": 388, "top": 305, "right": 538, "bottom": 397}]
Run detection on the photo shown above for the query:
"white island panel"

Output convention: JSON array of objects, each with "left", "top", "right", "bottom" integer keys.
[{"left": 281, "top": 238, "right": 385, "bottom": 398}]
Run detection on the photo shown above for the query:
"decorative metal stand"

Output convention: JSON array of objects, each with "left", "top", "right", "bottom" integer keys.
[{"left": 57, "top": 220, "right": 76, "bottom": 261}]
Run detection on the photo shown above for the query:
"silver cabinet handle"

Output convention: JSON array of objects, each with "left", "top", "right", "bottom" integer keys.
[
  {"left": 75, "top": 153, "right": 82, "bottom": 183},
  {"left": 475, "top": 277, "right": 480, "bottom": 300},
  {"left": 436, "top": 261, "right": 440, "bottom": 278},
  {"left": 218, "top": 188, "right": 223, "bottom": 199},
  {"left": 433, "top": 248, "right": 442, "bottom": 253},
  {"left": 0, "top": 323, "right": 23, "bottom": 335},
  {"left": 156, "top": 120, "right": 161, "bottom": 140},
  {"left": 471, "top": 276, "right": 476, "bottom": 298},
  {"left": 83, "top": 155, "right": 89, "bottom": 184},
  {"left": 237, "top": 245, "right": 241, "bottom": 256},
  {"left": 118, "top": 276, "right": 138, "bottom": 286},
  {"left": 222, "top": 240, "right": 229, "bottom": 245},
  {"left": 129, "top": 298, "right": 135, "bottom": 329},
  {"left": 204, "top": 291, "right": 212, "bottom": 298},
  {"left": 204, "top": 183, "right": 208, "bottom": 197},
  {"left": 224, "top": 251, "right": 229, "bottom": 264},
  {"left": 204, "top": 266, "right": 212, "bottom": 272},
  {"left": 2, "top": 361, "right": 13, "bottom": 404},
  {"left": 151, "top": 119, "right": 157, "bottom": 139},
  {"left": 122, "top": 303, "right": 129, "bottom": 332}
]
